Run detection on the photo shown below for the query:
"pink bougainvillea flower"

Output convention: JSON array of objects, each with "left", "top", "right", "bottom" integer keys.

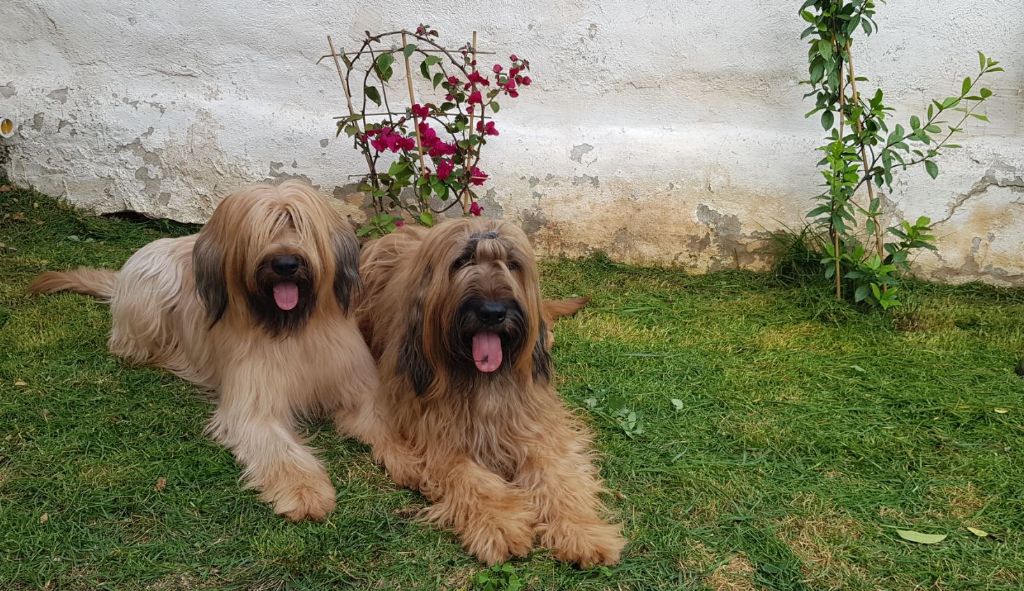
[
  {"left": 411, "top": 103, "right": 430, "bottom": 119},
  {"left": 447, "top": 75, "right": 460, "bottom": 85},
  {"left": 509, "top": 54, "right": 518, "bottom": 62},
  {"left": 469, "top": 201, "right": 483, "bottom": 216},
  {"left": 436, "top": 158, "right": 454, "bottom": 180},
  {"left": 418, "top": 122, "right": 439, "bottom": 145},
  {"left": 432, "top": 143, "right": 457, "bottom": 158},
  {"left": 509, "top": 67, "right": 520, "bottom": 78},
  {"left": 466, "top": 71, "right": 490, "bottom": 86},
  {"left": 395, "top": 219, "right": 406, "bottom": 227},
  {"left": 476, "top": 120, "right": 499, "bottom": 136},
  {"left": 492, "top": 64, "right": 503, "bottom": 73},
  {"left": 520, "top": 76, "right": 532, "bottom": 86},
  {"left": 367, "top": 128, "right": 415, "bottom": 154},
  {"left": 470, "top": 166, "right": 488, "bottom": 186},
  {"left": 468, "top": 90, "right": 483, "bottom": 105}
]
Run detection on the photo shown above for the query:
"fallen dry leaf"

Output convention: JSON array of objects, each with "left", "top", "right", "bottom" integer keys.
[
  {"left": 0, "top": 185, "right": 12, "bottom": 192},
  {"left": 39, "top": 513, "right": 49, "bottom": 524},
  {"left": 897, "top": 529, "right": 946, "bottom": 544},
  {"left": 154, "top": 477, "right": 167, "bottom": 492},
  {"left": 10, "top": 212, "right": 26, "bottom": 221},
  {"left": 14, "top": 380, "right": 28, "bottom": 387},
  {"left": 994, "top": 408, "right": 1009, "bottom": 414}
]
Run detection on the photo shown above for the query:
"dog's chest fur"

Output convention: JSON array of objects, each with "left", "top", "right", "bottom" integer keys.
[{"left": 462, "top": 376, "right": 534, "bottom": 479}]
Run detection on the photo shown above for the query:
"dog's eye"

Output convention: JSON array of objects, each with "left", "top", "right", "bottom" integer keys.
[
  {"left": 451, "top": 256, "right": 472, "bottom": 273},
  {"left": 507, "top": 260, "right": 521, "bottom": 272}
]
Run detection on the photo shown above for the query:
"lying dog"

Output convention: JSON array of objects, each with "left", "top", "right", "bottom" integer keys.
[
  {"left": 354, "top": 219, "right": 625, "bottom": 567},
  {"left": 30, "top": 181, "right": 385, "bottom": 521}
]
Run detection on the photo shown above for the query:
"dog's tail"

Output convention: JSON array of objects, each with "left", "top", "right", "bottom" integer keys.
[
  {"left": 28, "top": 268, "right": 119, "bottom": 301},
  {"left": 542, "top": 296, "right": 591, "bottom": 321}
]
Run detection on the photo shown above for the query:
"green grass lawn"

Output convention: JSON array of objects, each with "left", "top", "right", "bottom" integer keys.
[{"left": 2, "top": 187, "right": 1023, "bottom": 590}]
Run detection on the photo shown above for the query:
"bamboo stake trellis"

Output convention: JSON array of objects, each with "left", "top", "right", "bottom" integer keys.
[{"left": 319, "top": 29, "right": 498, "bottom": 218}]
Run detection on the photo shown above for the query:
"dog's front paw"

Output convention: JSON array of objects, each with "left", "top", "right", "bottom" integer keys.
[
  {"left": 267, "top": 475, "right": 337, "bottom": 522},
  {"left": 422, "top": 497, "right": 535, "bottom": 565},
  {"left": 540, "top": 520, "right": 626, "bottom": 568},
  {"left": 462, "top": 511, "right": 535, "bottom": 565}
]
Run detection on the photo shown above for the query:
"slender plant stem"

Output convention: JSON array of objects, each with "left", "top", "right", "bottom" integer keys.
[
  {"left": 327, "top": 35, "right": 379, "bottom": 205},
  {"left": 845, "top": 44, "right": 884, "bottom": 261},
  {"left": 401, "top": 32, "right": 429, "bottom": 200},
  {"left": 459, "top": 31, "right": 479, "bottom": 213},
  {"left": 833, "top": 34, "right": 846, "bottom": 300}
]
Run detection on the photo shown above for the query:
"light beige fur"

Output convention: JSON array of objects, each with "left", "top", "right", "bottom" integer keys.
[
  {"left": 355, "top": 219, "right": 626, "bottom": 567},
  {"left": 29, "top": 181, "right": 391, "bottom": 521}
]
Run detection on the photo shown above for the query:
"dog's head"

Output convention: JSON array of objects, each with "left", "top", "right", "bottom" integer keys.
[
  {"left": 401, "top": 218, "right": 549, "bottom": 393},
  {"left": 193, "top": 180, "right": 360, "bottom": 335}
]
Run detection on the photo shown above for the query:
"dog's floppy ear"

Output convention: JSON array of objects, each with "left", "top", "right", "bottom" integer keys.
[
  {"left": 399, "top": 302, "right": 434, "bottom": 396},
  {"left": 193, "top": 230, "right": 228, "bottom": 325},
  {"left": 532, "top": 320, "right": 553, "bottom": 384},
  {"left": 330, "top": 218, "right": 362, "bottom": 313}
]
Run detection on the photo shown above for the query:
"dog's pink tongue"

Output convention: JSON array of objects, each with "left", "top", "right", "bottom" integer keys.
[
  {"left": 272, "top": 282, "right": 299, "bottom": 311},
  {"left": 472, "top": 332, "right": 503, "bottom": 373}
]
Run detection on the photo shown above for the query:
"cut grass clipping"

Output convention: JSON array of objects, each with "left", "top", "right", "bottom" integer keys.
[{"left": 2, "top": 187, "right": 1023, "bottom": 590}]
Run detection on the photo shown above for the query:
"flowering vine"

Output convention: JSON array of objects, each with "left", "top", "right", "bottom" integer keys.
[{"left": 325, "top": 25, "right": 532, "bottom": 236}]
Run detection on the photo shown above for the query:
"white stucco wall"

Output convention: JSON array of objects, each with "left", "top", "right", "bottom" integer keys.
[{"left": 2, "top": 1, "right": 1022, "bottom": 284}]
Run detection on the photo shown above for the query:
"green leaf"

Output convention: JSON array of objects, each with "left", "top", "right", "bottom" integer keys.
[
  {"left": 490, "top": 101, "right": 500, "bottom": 113},
  {"left": 817, "top": 39, "right": 833, "bottom": 60},
  {"left": 424, "top": 55, "right": 442, "bottom": 66},
  {"left": 925, "top": 160, "right": 938, "bottom": 179},
  {"left": 374, "top": 52, "right": 395, "bottom": 81},
  {"left": 387, "top": 160, "right": 409, "bottom": 176},
  {"left": 961, "top": 76, "right": 972, "bottom": 95},
  {"left": 910, "top": 115, "right": 921, "bottom": 130},
  {"left": 432, "top": 72, "right": 444, "bottom": 89},
  {"left": 420, "top": 60, "right": 430, "bottom": 79},
  {"left": 403, "top": 43, "right": 416, "bottom": 58},
  {"left": 418, "top": 211, "right": 434, "bottom": 227},
  {"left": 897, "top": 530, "right": 947, "bottom": 545},
  {"left": 979, "top": 87, "right": 992, "bottom": 99},
  {"left": 364, "top": 85, "right": 381, "bottom": 106},
  {"left": 941, "top": 96, "right": 960, "bottom": 109},
  {"left": 925, "top": 124, "right": 941, "bottom": 134},
  {"left": 966, "top": 527, "right": 989, "bottom": 538},
  {"left": 979, "top": 51, "right": 986, "bottom": 71},
  {"left": 821, "top": 110, "right": 834, "bottom": 130},
  {"left": 854, "top": 284, "right": 870, "bottom": 302},
  {"left": 970, "top": 113, "right": 990, "bottom": 122}
]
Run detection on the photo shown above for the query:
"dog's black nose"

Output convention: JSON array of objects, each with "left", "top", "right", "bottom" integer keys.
[
  {"left": 271, "top": 255, "right": 300, "bottom": 276},
  {"left": 478, "top": 301, "right": 507, "bottom": 326}
]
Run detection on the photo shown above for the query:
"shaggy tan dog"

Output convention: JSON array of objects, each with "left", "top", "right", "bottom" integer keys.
[
  {"left": 355, "top": 219, "right": 626, "bottom": 567},
  {"left": 29, "top": 181, "right": 389, "bottom": 521}
]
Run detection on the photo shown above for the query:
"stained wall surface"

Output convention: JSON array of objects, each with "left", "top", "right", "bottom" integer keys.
[{"left": 2, "top": 1, "right": 1022, "bottom": 283}]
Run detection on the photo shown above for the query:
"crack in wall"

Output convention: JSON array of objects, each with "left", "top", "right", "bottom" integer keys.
[{"left": 934, "top": 168, "right": 1024, "bottom": 226}]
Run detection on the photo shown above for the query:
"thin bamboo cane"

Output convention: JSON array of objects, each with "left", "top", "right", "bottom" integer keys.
[{"left": 401, "top": 31, "right": 429, "bottom": 186}]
